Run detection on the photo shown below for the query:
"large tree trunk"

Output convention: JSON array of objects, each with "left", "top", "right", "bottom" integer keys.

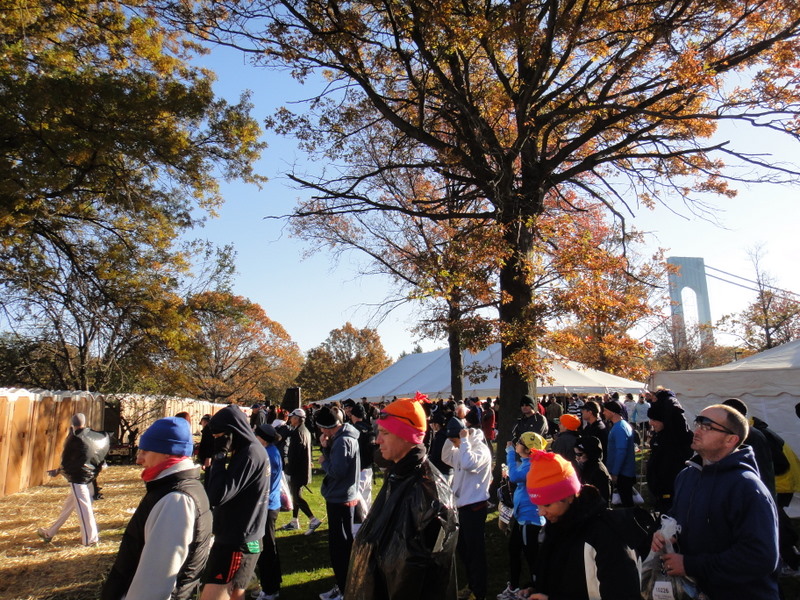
[
  {"left": 447, "top": 309, "right": 464, "bottom": 401},
  {"left": 494, "top": 215, "right": 538, "bottom": 482}
]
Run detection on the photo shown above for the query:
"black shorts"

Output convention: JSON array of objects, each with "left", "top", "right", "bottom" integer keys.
[{"left": 202, "top": 543, "right": 260, "bottom": 588}]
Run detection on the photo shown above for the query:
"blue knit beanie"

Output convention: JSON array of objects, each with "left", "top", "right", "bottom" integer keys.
[{"left": 139, "top": 417, "right": 193, "bottom": 456}]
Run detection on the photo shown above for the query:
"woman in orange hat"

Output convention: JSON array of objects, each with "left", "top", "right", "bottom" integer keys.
[{"left": 521, "top": 450, "right": 640, "bottom": 600}]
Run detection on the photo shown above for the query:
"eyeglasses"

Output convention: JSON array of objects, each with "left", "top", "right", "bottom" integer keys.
[{"left": 693, "top": 415, "right": 735, "bottom": 435}]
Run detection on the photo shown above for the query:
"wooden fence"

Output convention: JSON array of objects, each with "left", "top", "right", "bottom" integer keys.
[{"left": 0, "top": 389, "right": 232, "bottom": 498}]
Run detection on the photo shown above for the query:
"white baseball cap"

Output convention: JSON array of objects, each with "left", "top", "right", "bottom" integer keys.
[{"left": 290, "top": 408, "right": 306, "bottom": 419}]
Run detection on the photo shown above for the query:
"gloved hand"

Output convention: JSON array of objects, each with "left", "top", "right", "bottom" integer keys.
[{"left": 212, "top": 432, "right": 232, "bottom": 459}]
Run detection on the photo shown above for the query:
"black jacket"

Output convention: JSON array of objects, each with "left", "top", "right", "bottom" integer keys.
[
  {"left": 346, "top": 445, "right": 459, "bottom": 600},
  {"left": 536, "top": 486, "right": 641, "bottom": 600},
  {"left": 286, "top": 422, "right": 313, "bottom": 486},
  {"left": 101, "top": 467, "right": 211, "bottom": 600},
  {"left": 206, "top": 405, "right": 269, "bottom": 546},
  {"left": 512, "top": 412, "right": 548, "bottom": 439},
  {"left": 61, "top": 428, "right": 110, "bottom": 484}
]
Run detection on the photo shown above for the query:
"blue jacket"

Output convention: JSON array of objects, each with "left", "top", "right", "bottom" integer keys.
[
  {"left": 266, "top": 444, "right": 283, "bottom": 512},
  {"left": 606, "top": 420, "right": 636, "bottom": 477},
  {"left": 505, "top": 446, "right": 545, "bottom": 526},
  {"left": 321, "top": 423, "right": 361, "bottom": 503},
  {"left": 670, "top": 446, "right": 779, "bottom": 600}
]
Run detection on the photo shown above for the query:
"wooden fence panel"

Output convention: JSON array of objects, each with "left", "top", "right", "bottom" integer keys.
[
  {"left": 5, "top": 396, "right": 31, "bottom": 496},
  {"left": 0, "top": 397, "right": 10, "bottom": 497},
  {"left": 0, "top": 390, "right": 225, "bottom": 498}
]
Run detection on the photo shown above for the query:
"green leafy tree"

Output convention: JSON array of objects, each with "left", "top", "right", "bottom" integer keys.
[
  {"left": 296, "top": 323, "right": 392, "bottom": 401},
  {"left": 0, "top": 1, "right": 265, "bottom": 391}
]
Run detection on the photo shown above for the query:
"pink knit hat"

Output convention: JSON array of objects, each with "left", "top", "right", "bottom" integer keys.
[
  {"left": 377, "top": 398, "right": 426, "bottom": 444},
  {"left": 526, "top": 450, "right": 581, "bottom": 505}
]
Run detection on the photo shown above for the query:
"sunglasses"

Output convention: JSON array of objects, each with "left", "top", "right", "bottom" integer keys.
[
  {"left": 379, "top": 410, "right": 416, "bottom": 425},
  {"left": 693, "top": 415, "right": 735, "bottom": 435}
]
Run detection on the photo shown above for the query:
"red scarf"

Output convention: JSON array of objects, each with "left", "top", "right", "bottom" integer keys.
[{"left": 141, "top": 456, "right": 186, "bottom": 482}]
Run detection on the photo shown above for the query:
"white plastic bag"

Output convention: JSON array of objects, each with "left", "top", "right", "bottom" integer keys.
[{"left": 641, "top": 515, "right": 708, "bottom": 600}]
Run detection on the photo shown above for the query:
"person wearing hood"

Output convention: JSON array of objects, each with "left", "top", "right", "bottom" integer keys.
[
  {"left": 200, "top": 405, "right": 269, "bottom": 600},
  {"left": 101, "top": 417, "right": 211, "bottom": 600},
  {"left": 645, "top": 398, "right": 693, "bottom": 513},
  {"left": 573, "top": 436, "right": 612, "bottom": 506},
  {"left": 316, "top": 405, "right": 361, "bottom": 600},
  {"left": 442, "top": 411, "right": 492, "bottom": 600},
  {"left": 652, "top": 404, "right": 780, "bottom": 600},
  {"left": 523, "top": 450, "right": 641, "bottom": 600},
  {"left": 346, "top": 398, "right": 458, "bottom": 600}
]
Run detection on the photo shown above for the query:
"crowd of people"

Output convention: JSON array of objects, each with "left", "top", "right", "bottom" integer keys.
[{"left": 34, "top": 387, "right": 800, "bottom": 600}]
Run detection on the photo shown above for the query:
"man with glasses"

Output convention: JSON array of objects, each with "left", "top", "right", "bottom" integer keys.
[{"left": 652, "top": 404, "right": 780, "bottom": 599}]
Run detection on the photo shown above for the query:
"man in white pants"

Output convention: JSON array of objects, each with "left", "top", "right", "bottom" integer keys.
[{"left": 38, "top": 413, "right": 109, "bottom": 546}]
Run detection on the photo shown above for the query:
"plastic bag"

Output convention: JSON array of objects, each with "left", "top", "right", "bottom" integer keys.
[
  {"left": 611, "top": 487, "right": 645, "bottom": 506},
  {"left": 279, "top": 472, "right": 293, "bottom": 512},
  {"left": 641, "top": 515, "right": 708, "bottom": 600}
]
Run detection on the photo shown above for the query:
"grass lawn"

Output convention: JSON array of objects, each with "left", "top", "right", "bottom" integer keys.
[{"left": 1, "top": 454, "right": 799, "bottom": 600}]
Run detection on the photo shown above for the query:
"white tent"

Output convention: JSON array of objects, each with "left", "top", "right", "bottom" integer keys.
[
  {"left": 652, "top": 339, "right": 800, "bottom": 452},
  {"left": 323, "top": 343, "right": 645, "bottom": 404}
]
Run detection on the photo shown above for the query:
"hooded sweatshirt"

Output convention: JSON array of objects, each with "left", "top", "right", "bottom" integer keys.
[
  {"left": 670, "top": 446, "right": 780, "bottom": 600},
  {"left": 441, "top": 427, "right": 491, "bottom": 508},
  {"left": 206, "top": 405, "right": 269, "bottom": 547},
  {"left": 320, "top": 423, "right": 361, "bottom": 504}
]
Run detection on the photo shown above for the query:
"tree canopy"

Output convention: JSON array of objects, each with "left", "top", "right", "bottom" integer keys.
[
  {"left": 296, "top": 323, "right": 392, "bottom": 401},
  {"left": 0, "top": 0, "right": 267, "bottom": 391},
  {"left": 162, "top": 291, "right": 303, "bottom": 404},
  {"left": 183, "top": 0, "right": 800, "bottom": 450}
]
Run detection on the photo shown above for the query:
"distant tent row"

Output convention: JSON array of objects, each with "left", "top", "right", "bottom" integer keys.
[{"left": 323, "top": 343, "right": 645, "bottom": 404}]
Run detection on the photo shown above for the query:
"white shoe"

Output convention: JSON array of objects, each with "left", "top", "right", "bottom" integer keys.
[
  {"left": 497, "top": 585, "right": 521, "bottom": 600},
  {"left": 319, "top": 586, "right": 340, "bottom": 600},
  {"left": 255, "top": 592, "right": 280, "bottom": 600},
  {"left": 305, "top": 517, "right": 323, "bottom": 535}
]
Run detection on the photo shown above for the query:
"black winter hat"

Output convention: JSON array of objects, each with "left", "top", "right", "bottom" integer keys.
[
  {"left": 315, "top": 406, "right": 342, "bottom": 429},
  {"left": 575, "top": 435, "right": 603, "bottom": 461},
  {"left": 445, "top": 416, "right": 466, "bottom": 438},
  {"left": 520, "top": 394, "right": 536, "bottom": 407}
]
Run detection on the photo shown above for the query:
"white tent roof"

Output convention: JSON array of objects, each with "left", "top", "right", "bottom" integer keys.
[
  {"left": 652, "top": 339, "right": 800, "bottom": 470},
  {"left": 652, "top": 339, "right": 800, "bottom": 399},
  {"left": 323, "top": 343, "right": 645, "bottom": 404}
]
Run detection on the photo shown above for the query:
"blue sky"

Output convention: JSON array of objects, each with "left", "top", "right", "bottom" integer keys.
[{"left": 194, "top": 45, "right": 800, "bottom": 360}]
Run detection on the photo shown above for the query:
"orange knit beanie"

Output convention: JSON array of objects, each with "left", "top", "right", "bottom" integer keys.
[{"left": 526, "top": 450, "right": 581, "bottom": 505}]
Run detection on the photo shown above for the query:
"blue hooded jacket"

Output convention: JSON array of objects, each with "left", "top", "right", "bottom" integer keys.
[
  {"left": 505, "top": 446, "right": 545, "bottom": 526},
  {"left": 670, "top": 445, "right": 779, "bottom": 599}
]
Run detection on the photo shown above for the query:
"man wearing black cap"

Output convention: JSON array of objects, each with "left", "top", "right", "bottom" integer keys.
[
  {"left": 512, "top": 395, "right": 548, "bottom": 440},
  {"left": 603, "top": 400, "right": 636, "bottom": 507},
  {"left": 101, "top": 417, "right": 211, "bottom": 600},
  {"left": 579, "top": 400, "right": 608, "bottom": 460},
  {"left": 316, "top": 405, "right": 361, "bottom": 600}
]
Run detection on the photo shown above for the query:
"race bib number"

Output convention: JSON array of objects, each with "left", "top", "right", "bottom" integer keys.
[{"left": 652, "top": 580, "right": 675, "bottom": 600}]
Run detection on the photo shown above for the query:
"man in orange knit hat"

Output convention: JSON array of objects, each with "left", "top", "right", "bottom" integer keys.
[
  {"left": 523, "top": 450, "right": 640, "bottom": 600},
  {"left": 346, "top": 397, "right": 458, "bottom": 599}
]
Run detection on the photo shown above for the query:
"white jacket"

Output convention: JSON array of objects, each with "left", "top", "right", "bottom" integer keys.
[{"left": 442, "top": 428, "right": 492, "bottom": 508}]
